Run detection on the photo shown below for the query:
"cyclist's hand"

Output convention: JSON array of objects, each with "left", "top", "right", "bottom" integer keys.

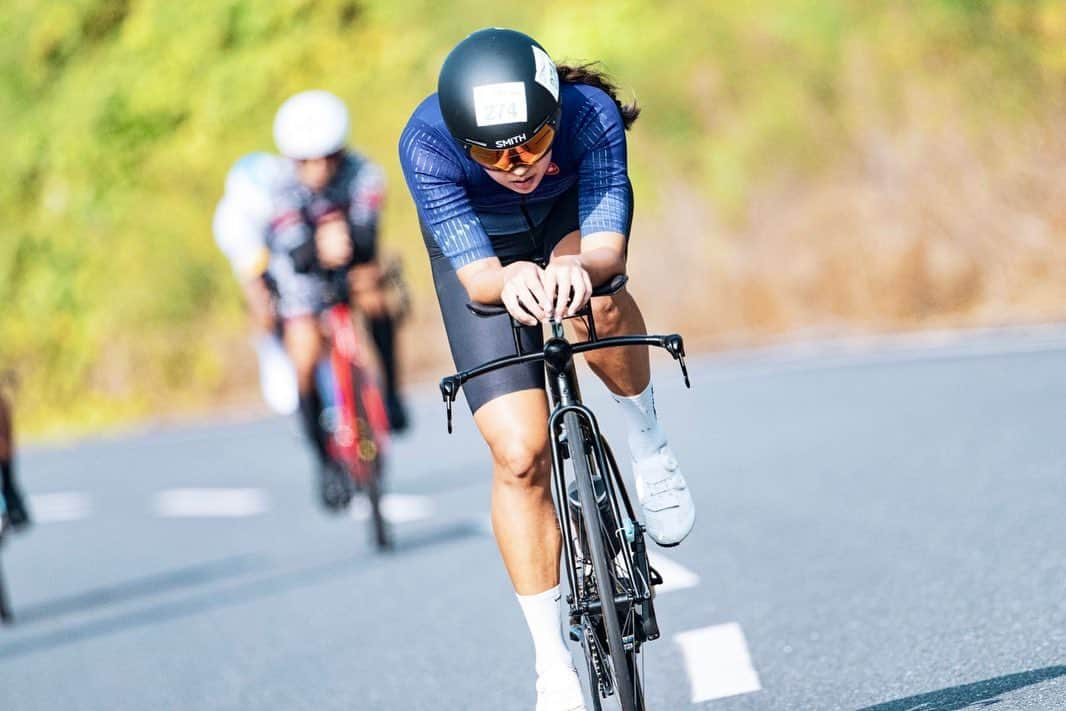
[
  {"left": 315, "top": 213, "right": 352, "bottom": 269},
  {"left": 350, "top": 263, "right": 388, "bottom": 319},
  {"left": 543, "top": 255, "right": 592, "bottom": 321},
  {"left": 500, "top": 261, "right": 549, "bottom": 326}
]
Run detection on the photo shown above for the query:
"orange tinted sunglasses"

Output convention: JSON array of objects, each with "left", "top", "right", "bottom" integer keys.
[{"left": 467, "top": 122, "right": 556, "bottom": 172}]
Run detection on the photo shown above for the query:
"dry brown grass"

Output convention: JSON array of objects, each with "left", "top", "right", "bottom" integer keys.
[{"left": 625, "top": 95, "right": 1066, "bottom": 352}]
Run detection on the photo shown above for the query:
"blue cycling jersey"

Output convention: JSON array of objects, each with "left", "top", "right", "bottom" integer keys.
[{"left": 399, "top": 82, "right": 632, "bottom": 269}]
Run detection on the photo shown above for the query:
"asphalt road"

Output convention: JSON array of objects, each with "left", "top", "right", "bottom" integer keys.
[{"left": 1, "top": 328, "right": 1064, "bottom": 710}]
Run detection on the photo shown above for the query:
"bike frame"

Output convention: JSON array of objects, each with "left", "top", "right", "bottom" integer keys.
[
  {"left": 440, "top": 289, "right": 690, "bottom": 707},
  {"left": 322, "top": 302, "right": 389, "bottom": 486},
  {"left": 541, "top": 324, "right": 653, "bottom": 625}
]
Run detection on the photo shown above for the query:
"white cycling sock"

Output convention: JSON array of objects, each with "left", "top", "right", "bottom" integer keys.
[
  {"left": 517, "top": 585, "right": 575, "bottom": 678},
  {"left": 611, "top": 382, "right": 668, "bottom": 462}
]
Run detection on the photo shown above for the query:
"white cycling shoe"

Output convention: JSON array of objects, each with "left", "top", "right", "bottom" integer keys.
[
  {"left": 535, "top": 666, "right": 586, "bottom": 711},
  {"left": 634, "top": 445, "right": 695, "bottom": 547}
]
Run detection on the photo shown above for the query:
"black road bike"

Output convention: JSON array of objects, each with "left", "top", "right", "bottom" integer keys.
[{"left": 440, "top": 275, "right": 690, "bottom": 711}]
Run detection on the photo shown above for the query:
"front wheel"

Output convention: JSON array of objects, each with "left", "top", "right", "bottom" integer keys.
[
  {"left": 565, "top": 412, "right": 644, "bottom": 711},
  {"left": 350, "top": 362, "right": 391, "bottom": 551},
  {"left": 365, "top": 455, "right": 389, "bottom": 550}
]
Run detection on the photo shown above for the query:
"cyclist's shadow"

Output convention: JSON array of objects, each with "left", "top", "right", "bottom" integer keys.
[{"left": 856, "top": 665, "right": 1066, "bottom": 710}]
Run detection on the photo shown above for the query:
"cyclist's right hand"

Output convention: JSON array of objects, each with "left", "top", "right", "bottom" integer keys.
[
  {"left": 500, "top": 261, "right": 549, "bottom": 326},
  {"left": 314, "top": 212, "right": 353, "bottom": 269}
]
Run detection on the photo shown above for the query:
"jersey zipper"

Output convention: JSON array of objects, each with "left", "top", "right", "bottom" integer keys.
[{"left": 519, "top": 195, "right": 540, "bottom": 264}]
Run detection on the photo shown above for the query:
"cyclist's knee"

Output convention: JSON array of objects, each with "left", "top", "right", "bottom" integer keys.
[
  {"left": 590, "top": 295, "right": 625, "bottom": 334},
  {"left": 490, "top": 438, "right": 549, "bottom": 486}
]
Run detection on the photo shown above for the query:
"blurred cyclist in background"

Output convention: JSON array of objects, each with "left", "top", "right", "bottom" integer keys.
[
  {"left": 268, "top": 90, "right": 407, "bottom": 509},
  {"left": 0, "top": 374, "right": 30, "bottom": 530},
  {"left": 212, "top": 90, "right": 407, "bottom": 510}
]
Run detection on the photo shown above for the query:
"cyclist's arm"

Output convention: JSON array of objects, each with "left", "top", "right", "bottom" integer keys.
[
  {"left": 551, "top": 232, "right": 627, "bottom": 288},
  {"left": 399, "top": 119, "right": 498, "bottom": 272},
  {"left": 454, "top": 257, "right": 520, "bottom": 302},
  {"left": 213, "top": 195, "right": 272, "bottom": 281},
  {"left": 400, "top": 118, "right": 547, "bottom": 322},
  {"left": 270, "top": 206, "right": 315, "bottom": 269},
  {"left": 568, "top": 88, "right": 631, "bottom": 285},
  {"left": 457, "top": 258, "right": 549, "bottom": 325},
  {"left": 346, "top": 157, "right": 386, "bottom": 264}
]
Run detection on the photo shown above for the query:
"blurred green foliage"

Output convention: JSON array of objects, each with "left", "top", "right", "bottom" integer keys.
[{"left": 3, "top": 0, "right": 1066, "bottom": 435}]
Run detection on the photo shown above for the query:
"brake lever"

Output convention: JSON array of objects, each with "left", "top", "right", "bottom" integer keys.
[
  {"left": 663, "top": 334, "right": 691, "bottom": 388},
  {"left": 440, "top": 376, "right": 460, "bottom": 433}
]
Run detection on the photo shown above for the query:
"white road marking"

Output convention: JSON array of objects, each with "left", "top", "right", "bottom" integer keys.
[
  {"left": 675, "top": 622, "right": 762, "bottom": 703},
  {"left": 647, "top": 552, "right": 700, "bottom": 594},
  {"left": 153, "top": 488, "right": 269, "bottom": 518},
  {"left": 349, "top": 494, "right": 434, "bottom": 524},
  {"left": 29, "top": 492, "right": 92, "bottom": 523}
]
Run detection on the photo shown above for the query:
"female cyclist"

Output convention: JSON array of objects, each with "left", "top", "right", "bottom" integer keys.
[{"left": 399, "top": 28, "right": 695, "bottom": 711}]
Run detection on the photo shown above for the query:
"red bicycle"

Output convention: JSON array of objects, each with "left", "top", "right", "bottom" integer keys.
[{"left": 317, "top": 274, "right": 392, "bottom": 550}]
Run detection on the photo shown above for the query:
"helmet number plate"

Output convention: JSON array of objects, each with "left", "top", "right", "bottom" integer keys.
[{"left": 473, "top": 82, "right": 527, "bottom": 127}]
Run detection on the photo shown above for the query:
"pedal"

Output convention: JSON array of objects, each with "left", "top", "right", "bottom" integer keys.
[{"left": 569, "top": 625, "right": 582, "bottom": 642}]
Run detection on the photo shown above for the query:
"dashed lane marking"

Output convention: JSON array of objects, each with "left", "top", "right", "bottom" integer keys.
[
  {"left": 675, "top": 622, "right": 762, "bottom": 703},
  {"left": 153, "top": 488, "right": 270, "bottom": 518},
  {"left": 648, "top": 552, "right": 700, "bottom": 594},
  {"left": 29, "top": 492, "right": 92, "bottom": 523},
  {"left": 349, "top": 494, "right": 434, "bottom": 524}
]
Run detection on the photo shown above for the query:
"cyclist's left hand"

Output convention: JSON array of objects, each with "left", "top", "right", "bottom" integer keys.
[{"left": 543, "top": 255, "right": 592, "bottom": 321}]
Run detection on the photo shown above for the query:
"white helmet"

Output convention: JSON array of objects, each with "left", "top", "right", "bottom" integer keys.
[{"left": 273, "top": 90, "right": 350, "bottom": 160}]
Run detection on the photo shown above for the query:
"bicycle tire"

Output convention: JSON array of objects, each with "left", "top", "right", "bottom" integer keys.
[
  {"left": 565, "top": 411, "right": 643, "bottom": 711},
  {"left": 365, "top": 454, "right": 389, "bottom": 550},
  {"left": 350, "top": 363, "right": 391, "bottom": 551}
]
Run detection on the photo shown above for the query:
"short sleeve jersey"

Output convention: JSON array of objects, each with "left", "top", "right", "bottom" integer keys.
[{"left": 398, "top": 82, "right": 631, "bottom": 269}]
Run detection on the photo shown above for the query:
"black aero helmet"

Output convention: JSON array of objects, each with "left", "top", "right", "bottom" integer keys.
[{"left": 437, "top": 28, "right": 560, "bottom": 150}]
